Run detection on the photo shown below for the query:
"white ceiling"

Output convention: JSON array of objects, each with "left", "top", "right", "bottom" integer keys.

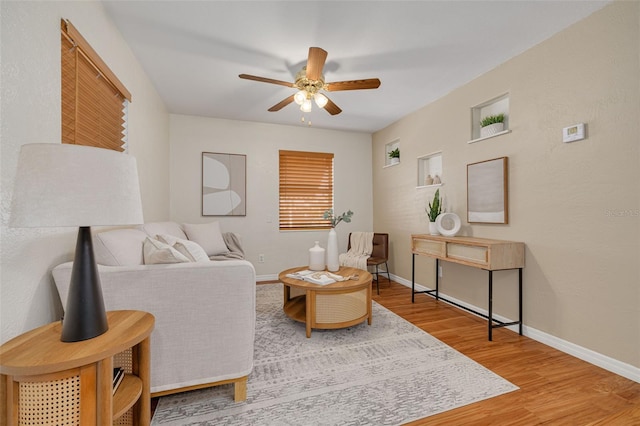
[{"left": 102, "top": 1, "right": 610, "bottom": 133}]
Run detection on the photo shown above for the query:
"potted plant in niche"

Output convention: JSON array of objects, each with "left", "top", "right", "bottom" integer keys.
[
  {"left": 426, "top": 189, "right": 443, "bottom": 235},
  {"left": 388, "top": 147, "right": 400, "bottom": 165},
  {"left": 323, "top": 209, "right": 354, "bottom": 272},
  {"left": 480, "top": 113, "right": 505, "bottom": 138}
]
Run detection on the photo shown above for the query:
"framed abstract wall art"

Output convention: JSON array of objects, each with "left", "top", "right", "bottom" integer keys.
[
  {"left": 467, "top": 156, "right": 508, "bottom": 224},
  {"left": 202, "top": 152, "right": 246, "bottom": 216}
]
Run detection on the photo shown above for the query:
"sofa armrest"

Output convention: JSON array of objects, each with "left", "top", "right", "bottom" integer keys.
[{"left": 52, "top": 259, "right": 256, "bottom": 394}]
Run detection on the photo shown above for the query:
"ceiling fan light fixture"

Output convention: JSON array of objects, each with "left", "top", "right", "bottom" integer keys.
[
  {"left": 294, "top": 90, "right": 307, "bottom": 106},
  {"left": 300, "top": 98, "right": 312, "bottom": 112},
  {"left": 314, "top": 93, "right": 328, "bottom": 108}
]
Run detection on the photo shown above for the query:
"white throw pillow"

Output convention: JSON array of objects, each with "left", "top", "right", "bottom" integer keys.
[
  {"left": 139, "top": 222, "right": 188, "bottom": 240},
  {"left": 157, "top": 234, "right": 210, "bottom": 263},
  {"left": 143, "top": 237, "right": 190, "bottom": 264},
  {"left": 93, "top": 229, "right": 147, "bottom": 266},
  {"left": 182, "top": 222, "right": 229, "bottom": 256}
]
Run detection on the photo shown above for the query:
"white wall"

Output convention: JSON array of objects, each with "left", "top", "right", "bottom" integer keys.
[
  {"left": 0, "top": 1, "right": 170, "bottom": 343},
  {"left": 373, "top": 1, "right": 639, "bottom": 373},
  {"left": 169, "top": 115, "right": 373, "bottom": 277}
]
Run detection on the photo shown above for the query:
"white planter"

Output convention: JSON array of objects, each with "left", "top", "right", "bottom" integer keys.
[
  {"left": 389, "top": 157, "right": 399, "bottom": 165},
  {"left": 428, "top": 221, "right": 439, "bottom": 236},
  {"left": 480, "top": 122, "right": 504, "bottom": 138}
]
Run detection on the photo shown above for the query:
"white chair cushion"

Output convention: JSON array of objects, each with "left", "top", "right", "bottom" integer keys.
[
  {"left": 182, "top": 222, "right": 229, "bottom": 256},
  {"left": 143, "top": 237, "right": 190, "bottom": 264},
  {"left": 93, "top": 228, "right": 147, "bottom": 266}
]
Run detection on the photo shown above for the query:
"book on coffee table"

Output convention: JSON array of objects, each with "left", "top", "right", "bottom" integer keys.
[{"left": 286, "top": 270, "right": 338, "bottom": 285}]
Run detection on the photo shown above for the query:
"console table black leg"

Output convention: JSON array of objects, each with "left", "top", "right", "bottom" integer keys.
[
  {"left": 411, "top": 253, "right": 415, "bottom": 303},
  {"left": 488, "top": 270, "right": 493, "bottom": 341},
  {"left": 435, "top": 258, "right": 439, "bottom": 301},
  {"left": 519, "top": 268, "right": 523, "bottom": 336}
]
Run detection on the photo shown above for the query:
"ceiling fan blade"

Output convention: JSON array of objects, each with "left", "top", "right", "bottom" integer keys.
[
  {"left": 306, "top": 47, "right": 328, "bottom": 81},
  {"left": 323, "top": 97, "right": 342, "bottom": 115},
  {"left": 325, "top": 78, "right": 381, "bottom": 91},
  {"left": 239, "top": 74, "right": 294, "bottom": 88},
  {"left": 268, "top": 95, "right": 295, "bottom": 112}
]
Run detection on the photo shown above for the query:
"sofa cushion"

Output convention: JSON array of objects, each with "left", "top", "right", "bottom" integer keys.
[
  {"left": 139, "top": 222, "right": 188, "bottom": 240},
  {"left": 93, "top": 228, "right": 147, "bottom": 266},
  {"left": 157, "top": 234, "right": 210, "bottom": 263},
  {"left": 143, "top": 237, "right": 190, "bottom": 264},
  {"left": 182, "top": 222, "right": 229, "bottom": 256}
]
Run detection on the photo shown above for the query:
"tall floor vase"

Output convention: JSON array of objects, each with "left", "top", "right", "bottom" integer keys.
[{"left": 326, "top": 228, "right": 340, "bottom": 272}]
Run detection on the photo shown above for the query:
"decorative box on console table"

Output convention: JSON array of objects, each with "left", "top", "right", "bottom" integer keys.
[{"left": 410, "top": 234, "right": 525, "bottom": 341}]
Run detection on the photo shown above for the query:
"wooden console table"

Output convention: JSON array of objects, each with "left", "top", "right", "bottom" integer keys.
[
  {"left": 0, "top": 310, "right": 154, "bottom": 425},
  {"left": 411, "top": 234, "right": 525, "bottom": 340}
]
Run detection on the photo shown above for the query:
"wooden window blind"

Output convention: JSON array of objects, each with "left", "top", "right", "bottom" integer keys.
[
  {"left": 279, "top": 150, "right": 334, "bottom": 230},
  {"left": 61, "top": 19, "right": 131, "bottom": 152}
]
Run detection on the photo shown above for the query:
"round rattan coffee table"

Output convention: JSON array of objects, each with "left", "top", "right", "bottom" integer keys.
[{"left": 278, "top": 266, "right": 373, "bottom": 337}]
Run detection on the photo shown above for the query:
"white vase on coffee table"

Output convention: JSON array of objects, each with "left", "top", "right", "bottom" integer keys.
[{"left": 326, "top": 228, "right": 340, "bottom": 272}]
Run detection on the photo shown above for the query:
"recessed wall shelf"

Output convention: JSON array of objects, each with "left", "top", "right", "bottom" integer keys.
[
  {"left": 470, "top": 93, "right": 510, "bottom": 142},
  {"left": 417, "top": 151, "right": 442, "bottom": 188},
  {"left": 385, "top": 139, "right": 400, "bottom": 167},
  {"left": 468, "top": 129, "right": 512, "bottom": 144}
]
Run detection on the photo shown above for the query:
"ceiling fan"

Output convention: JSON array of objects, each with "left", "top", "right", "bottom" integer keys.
[{"left": 239, "top": 47, "right": 381, "bottom": 116}]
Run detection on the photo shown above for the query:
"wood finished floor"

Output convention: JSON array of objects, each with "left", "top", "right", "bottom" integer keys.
[
  {"left": 370, "top": 280, "right": 640, "bottom": 425},
  {"left": 152, "top": 279, "right": 640, "bottom": 425}
]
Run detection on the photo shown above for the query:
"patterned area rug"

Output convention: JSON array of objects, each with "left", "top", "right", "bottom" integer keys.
[{"left": 151, "top": 283, "right": 518, "bottom": 425}]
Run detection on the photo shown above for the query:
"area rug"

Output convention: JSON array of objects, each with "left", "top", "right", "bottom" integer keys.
[{"left": 151, "top": 283, "right": 518, "bottom": 425}]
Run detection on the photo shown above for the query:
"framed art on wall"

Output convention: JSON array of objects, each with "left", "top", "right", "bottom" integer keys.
[
  {"left": 467, "top": 156, "right": 508, "bottom": 224},
  {"left": 202, "top": 152, "right": 246, "bottom": 216}
]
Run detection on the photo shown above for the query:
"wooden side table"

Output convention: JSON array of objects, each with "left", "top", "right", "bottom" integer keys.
[{"left": 0, "top": 310, "right": 154, "bottom": 426}]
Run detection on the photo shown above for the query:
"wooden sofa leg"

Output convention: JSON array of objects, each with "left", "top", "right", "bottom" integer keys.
[{"left": 234, "top": 376, "right": 247, "bottom": 402}]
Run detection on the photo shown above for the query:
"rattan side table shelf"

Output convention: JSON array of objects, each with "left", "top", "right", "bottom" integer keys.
[{"left": 0, "top": 310, "right": 154, "bottom": 426}]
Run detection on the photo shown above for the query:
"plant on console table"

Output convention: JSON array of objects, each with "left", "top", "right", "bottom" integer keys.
[
  {"left": 426, "top": 189, "right": 443, "bottom": 236},
  {"left": 323, "top": 209, "right": 353, "bottom": 272}
]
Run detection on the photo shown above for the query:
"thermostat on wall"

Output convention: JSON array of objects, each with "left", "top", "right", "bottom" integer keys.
[{"left": 563, "top": 123, "right": 585, "bottom": 143}]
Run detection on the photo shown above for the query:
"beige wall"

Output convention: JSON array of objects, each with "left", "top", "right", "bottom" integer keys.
[
  {"left": 0, "top": 1, "right": 170, "bottom": 342},
  {"left": 373, "top": 1, "right": 639, "bottom": 371},
  {"left": 169, "top": 114, "right": 373, "bottom": 277}
]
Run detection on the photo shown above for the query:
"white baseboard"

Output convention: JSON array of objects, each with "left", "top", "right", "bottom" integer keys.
[
  {"left": 257, "top": 274, "right": 279, "bottom": 282},
  {"left": 392, "top": 274, "right": 640, "bottom": 384}
]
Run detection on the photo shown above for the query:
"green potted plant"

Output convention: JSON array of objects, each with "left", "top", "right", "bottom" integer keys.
[
  {"left": 425, "top": 189, "right": 443, "bottom": 235},
  {"left": 480, "top": 113, "right": 505, "bottom": 138},
  {"left": 388, "top": 148, "right": 400, "bottom": 165}
]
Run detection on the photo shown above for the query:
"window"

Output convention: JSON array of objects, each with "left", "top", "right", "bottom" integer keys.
[
  {"left": 61, "top": 19, "right": 131, "bottom": 152},
  {"left": 279, "top": 150, "right": 334, "bottom": 230}
]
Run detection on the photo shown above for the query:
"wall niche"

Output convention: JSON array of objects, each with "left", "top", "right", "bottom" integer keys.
[
  {"left": 470, "top": 93, "right": 511, "bottom": 143},
  {"left": 417, "top": 151, "right": 442, "bottom": 188}
]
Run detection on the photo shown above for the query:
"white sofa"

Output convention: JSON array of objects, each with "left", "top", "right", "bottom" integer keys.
[{"left": 52, "top": 221, "right": 256, "bottom": 401}]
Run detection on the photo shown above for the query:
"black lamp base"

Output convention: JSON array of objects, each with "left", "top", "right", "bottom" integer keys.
[{"left": 61, "top": 226, "right": 109, "bottom": 342}]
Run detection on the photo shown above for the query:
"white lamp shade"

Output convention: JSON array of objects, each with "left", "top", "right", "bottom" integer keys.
[
  {"left": 10, "top": 143, "right": 144, "bottom": 228},
  {"left": 294, "top": 90, "right": 307, "bottom": 106},
  {"left": 300, "top": 99, "right": 312, "bottom": 113},
  {"left": 314, "top": 93, "right": 328, "bottom": 108}
]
